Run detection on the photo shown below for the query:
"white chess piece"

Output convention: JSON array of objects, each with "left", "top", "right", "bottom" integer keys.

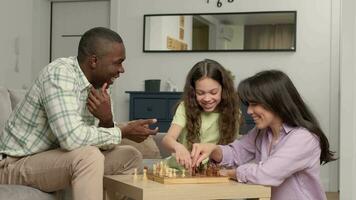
[
  {"left": 133, "top": 168, "right": 138, "bottom": 180},
  {"left": 153, "top": 164, "right": 156, "bottom": 175},
  {"left": 143, "top": 169, "right": 148, "bottom": 180}
]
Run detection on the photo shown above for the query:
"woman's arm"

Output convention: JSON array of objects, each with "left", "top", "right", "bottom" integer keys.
[
  {"left": 235, "top": 129, "right": 320, "bottom": 186},
  {"left": 219, "top": 128, "right": 258, "bottom": 167}
]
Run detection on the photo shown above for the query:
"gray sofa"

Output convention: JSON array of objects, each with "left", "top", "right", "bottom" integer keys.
[{"left": 0, "top": 86, "right": 169, "bottom": 200}]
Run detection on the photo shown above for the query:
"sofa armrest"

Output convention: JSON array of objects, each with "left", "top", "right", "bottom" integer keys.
[{"left": 152, "top": 132, "right": 170, "bottom": 158}]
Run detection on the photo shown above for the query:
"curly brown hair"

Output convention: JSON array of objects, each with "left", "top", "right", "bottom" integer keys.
[{"left": 181, "top": 59, "right": 242, "bottom": 150}]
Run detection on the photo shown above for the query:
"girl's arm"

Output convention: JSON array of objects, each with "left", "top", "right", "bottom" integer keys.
[
  {"left": 162, "top": 123, "right": 183, "bottom": 153},
  {"left": 162, "top": 123, "right": 193, "bottom": 168}
]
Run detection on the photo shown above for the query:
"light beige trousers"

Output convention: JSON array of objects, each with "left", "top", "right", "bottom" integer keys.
[{"left": 0, "top": 145, "right": 142, "bottom": 200}]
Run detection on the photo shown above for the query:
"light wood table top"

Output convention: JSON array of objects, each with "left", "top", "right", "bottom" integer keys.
[{"left": 104, "top": 175, "right": 271, "bottom": 200}]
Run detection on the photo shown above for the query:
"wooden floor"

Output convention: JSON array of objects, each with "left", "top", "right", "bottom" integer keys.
[{"left": 326, "top": 192, "right": 339, "bottom": 200}]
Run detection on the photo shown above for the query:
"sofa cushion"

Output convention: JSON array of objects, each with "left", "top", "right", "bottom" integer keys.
[
  {"left": 0, "top": 87, "right": 12, "bottom": 132},
  {"left": 8, "top": 88, "right": 26, "bottom": 110},
  {"left": 120, "top": 135, "right": 161, "bottom": 159},
  {"left": 152, "top": 132, "right": 170, "bottom": 158},
  {"left": 0, "top": 185, "right": 56, "bottom": 200}
]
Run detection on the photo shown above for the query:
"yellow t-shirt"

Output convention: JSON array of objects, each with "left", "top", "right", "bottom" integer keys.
[
  {"left": 166, "top": 102, "right": 226, "bottom": 169},
  {"left": 173, "top": 102, "right": 221, "bottom": 147}
]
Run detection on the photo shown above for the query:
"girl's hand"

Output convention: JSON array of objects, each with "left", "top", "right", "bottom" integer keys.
[
  {"left": 174, "top": 143, "right": 192, "bottom": 169},
  {"left": 191, "top": 143, "right": 217, "bottom": 167}
]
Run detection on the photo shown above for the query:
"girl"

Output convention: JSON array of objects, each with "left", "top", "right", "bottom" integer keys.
[
  {"left": 162, "top": 59, "right": 242, "bottom": 169},
  {"left": 191, "top": 70, "right": 335, "bottom": 200}
]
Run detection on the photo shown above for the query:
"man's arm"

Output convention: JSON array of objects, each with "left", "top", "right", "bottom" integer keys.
[{"left": 42, "top": 68, "right": 120, "bottom": 150}]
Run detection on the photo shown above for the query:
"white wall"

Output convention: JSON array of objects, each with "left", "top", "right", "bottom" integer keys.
[
  {"left": 0, "top": 0, "right": 50, "bottom": 89},
  {"left": 220, "top": 25, "right": 244, "bottom": 49},
  {"left": 112, "top": 0, "right": 339, "bottom": 191},
  {"left": 0, "top": 0, "right": 33, "bottom": 89},
  {"left": 340, "top": 0, "right": 356, "bottom": 199}
]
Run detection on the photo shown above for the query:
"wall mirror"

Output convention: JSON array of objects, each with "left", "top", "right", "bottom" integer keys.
[{"left": 143, "top": 11, "right": 296, "bottom": 52}]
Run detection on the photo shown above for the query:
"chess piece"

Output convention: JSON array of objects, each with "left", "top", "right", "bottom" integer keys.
[
  {"left": 159, "top": 164, "right": 164, "bottom": 177},
  {"left": 206, "top": 165, "right": 213, "bottom": 176},
  {"left": 143, "top": 169, "right": 148, "bottom": 180},
  {"left": 153, "top": 164, "right": 156, "bottom": 175},
  {"left": 181, "top": 169, "right": 186, "bottom": 177},
  {"left": 168, "top": 168, "right": 172, "bottom": 178},
  {"left": 133, "top": 168, "right": 138, "bottom": 180},
  {"left": 165, "top": 166, "right": 169, "bottom": 176}
]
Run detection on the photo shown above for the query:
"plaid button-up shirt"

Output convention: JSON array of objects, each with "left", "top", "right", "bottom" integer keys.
[{"left": 0, "top": 57, "right": 121, "bottom": 156}]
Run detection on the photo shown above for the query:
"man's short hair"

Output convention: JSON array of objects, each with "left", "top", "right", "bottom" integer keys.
[{"left": 77, "top": 27, "right": 123, "bottom": 63}]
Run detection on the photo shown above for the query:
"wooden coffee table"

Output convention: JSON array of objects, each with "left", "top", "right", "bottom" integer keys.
[{"left": 104, "top": 175, "right": 271, "bottom": 200}]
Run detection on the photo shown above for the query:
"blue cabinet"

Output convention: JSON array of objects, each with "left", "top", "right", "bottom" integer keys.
[
  {"left": 126, "top": 91, "right": 254, "bottom": 134},
  {"left": 126, "top": 91, "right": 182, "bottom": 132}
]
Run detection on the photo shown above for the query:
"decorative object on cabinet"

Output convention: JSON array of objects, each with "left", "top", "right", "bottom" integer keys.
[{"left": 144, "top": 79, "right": 161, "bottom": 92}]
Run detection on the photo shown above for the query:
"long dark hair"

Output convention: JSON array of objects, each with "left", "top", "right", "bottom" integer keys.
[
  {"left": 182, "top": 59, "right": 241, "bottom": 150},
  {"left": 238, "top": 70, "right": 335, "bottom": 164}
]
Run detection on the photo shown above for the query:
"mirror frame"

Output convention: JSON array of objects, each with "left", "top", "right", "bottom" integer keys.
[{"left": 143, "top": 11, "right": 297, "bottom": 53}]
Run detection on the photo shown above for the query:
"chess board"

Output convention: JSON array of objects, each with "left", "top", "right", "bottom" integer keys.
[{"left": 146, "top": 170, "right": 230, "bottom": 184}]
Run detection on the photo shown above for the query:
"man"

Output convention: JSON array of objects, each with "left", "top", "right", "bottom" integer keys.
[{"left": 0, "top": 27, "right": 158, "bottom": 200}]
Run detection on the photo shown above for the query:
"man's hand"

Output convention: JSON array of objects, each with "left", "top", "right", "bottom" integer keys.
[
  {"left": 87, "top": 83, "right": 113, "bottom": 127},
  {"left": 119, "top": 119, "right": 159, "bottom": 143}
]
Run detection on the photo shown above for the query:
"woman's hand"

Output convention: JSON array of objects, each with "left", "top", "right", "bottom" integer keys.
[
  {"left": 219, "top": 168, "right": 237, "bottom": 180},
  {"left": 174, "top": 143, "right": 192, "bottom": 169},
  {"left": 191, "top": 143, "right": 218, "bottom": 167}
]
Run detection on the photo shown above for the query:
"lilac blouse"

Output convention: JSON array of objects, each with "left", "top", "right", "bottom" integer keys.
[{"left": 219, "top": 124, "right": 326, "bottom": 200}]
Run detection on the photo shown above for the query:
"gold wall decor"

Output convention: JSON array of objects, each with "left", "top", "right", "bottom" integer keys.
[{"left": 167, "top": 36, "right": 187, "bottom": 50}]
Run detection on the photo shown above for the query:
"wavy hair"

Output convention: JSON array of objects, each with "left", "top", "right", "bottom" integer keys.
[
  {"left": 182, "top": 59, "right": 241, "bottom": 150},
  {"left": 237, "top": 70, "right": 335, "bottom": 164}
]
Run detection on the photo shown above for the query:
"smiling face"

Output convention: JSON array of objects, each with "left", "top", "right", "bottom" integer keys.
[
  {"left": 195, "top": 77, "right": 222, "bottom": 112},
  {"left": 247, "top": 102, "right": 282, "bottom": 130},
  {"left": 91, "top": 42, "right": 126, "bottom": 88}
]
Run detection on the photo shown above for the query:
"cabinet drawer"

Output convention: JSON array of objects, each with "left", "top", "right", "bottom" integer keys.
[
  {"left": 168, "top": 99, "right": 180, "bottom": 118},
  {"left": 133, "top": 98, "right": 167, "bottom": 119},
  {"left": 156, "top": 121, "right": 171, "bottom": 132}
]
